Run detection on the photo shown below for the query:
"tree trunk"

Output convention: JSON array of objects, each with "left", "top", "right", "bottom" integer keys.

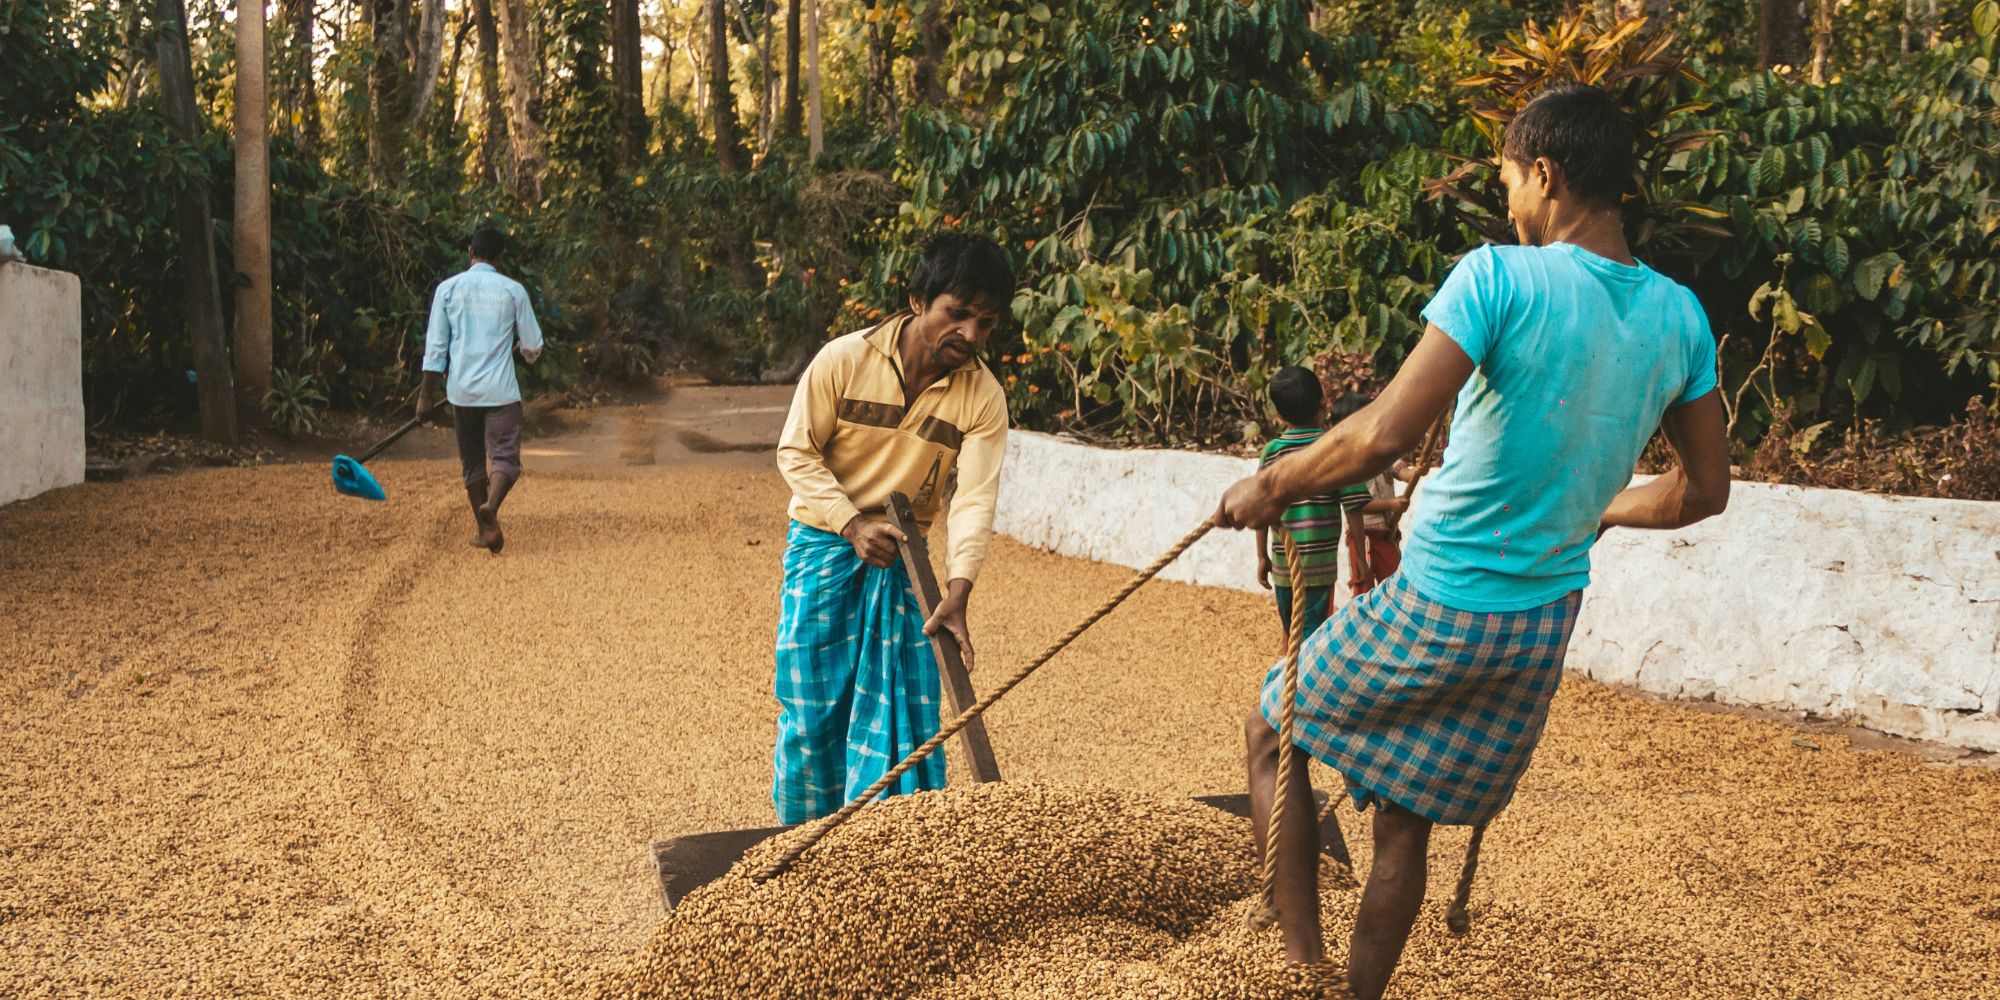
[
  {"left": 613, "top": 0, "right": 648, "bottom": 165},
  {"left": 688, "top": 10, "right": 706, "bottom": 123},
  {"left": 1810, "top": 0, "right": 1836, "bottom": 83},
  {"left": 708, "top": 0, "right": 747, "bottom": 173},
  {"left": 911, "top": 0, "right": 949, "bottom": 104},
  {"left": 402, "top": 0, "right": 447, "bottom": 133},
  {"left": 234, "top": 0, "right": 274, "bottom": 412},
  {"left": 496, "top": 0, "right": 545, "bottom": 199},
  {"left": 782, "top": 0, "right": 802, "bottom": 138},
  {"left": 707, "top": 0, "right": 758, "bottom": 292},
  {"left": 760, "top": 0, "right": 777, "bottom": 153},
  {"left": 444, "top": 15, "right": 472, "bottom": 130},
  {"left": 279, "top": 0, "right": 321, "bottom": 152},
  {"left": 120, "top": 0, "right": 151, "bottom": 107},
  {"left": 474, "top": 0, "right": 507, "bottom": 184},
  {"left": 1757, "top": 0, "right": 1810, "bottom": 70},
  {"left": 649, "top": 22, "right": 678, "bottom": 124},
  {"left": 367, "top": 0, "right": 412, "bottom": 182},
  {"left": 726, "top": 0, "right": 771, "bottom": 156},
  {"left": 865, "top": 1, "right": 900, "bottom": 135},
  {"left": 155, "top": 0, "right": 240, "bottom": 444},
  {"left": 806, "top": 0, "right": 823, "bottom": 162}
]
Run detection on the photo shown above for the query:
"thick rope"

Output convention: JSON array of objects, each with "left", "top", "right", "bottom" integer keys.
[
  {"left": 1251, "top": 526, "right": 1310, "bottom": 929},
  {"left": 1315, "top": 413, "right": 1451, "bottom": 827},
  {"left": 755, "top": 517, "right": 1219, "bottom": 882}
]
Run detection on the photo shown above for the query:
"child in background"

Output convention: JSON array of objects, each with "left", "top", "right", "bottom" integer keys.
[
  {"left": 1328, "top": 393, "right": 1411, "bottom": 596},
  {"left": 1255, "top": 368, "right": 1371, "bottom": 644}
]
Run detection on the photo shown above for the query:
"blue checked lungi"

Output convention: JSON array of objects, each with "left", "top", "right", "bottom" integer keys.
[
  {"left": 1259, "top": 571, "right": 1583, "bottom": 826},
  {"left": 772, "top": 521, "right": 945, "bottom": 824}
]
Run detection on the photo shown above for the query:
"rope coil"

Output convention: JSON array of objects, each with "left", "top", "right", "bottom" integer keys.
[
  {"left": 1312, "top": 414, "right": 1450, "bottom": 828},
  {"left": 1251, "top": 525, "right": 1310, "bottom": 929},
  {"left": 755, "top": 517, "right": 1219, "bottom": 882}
]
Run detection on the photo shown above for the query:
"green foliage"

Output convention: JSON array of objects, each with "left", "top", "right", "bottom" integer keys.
[
  {"left": 545, "top": 0, "right": 621, "bottom": 192},
  {"left": 1425, "top": 13, "right": 1726, "bottom": 267},
  {"left": 261, "top": 368, "right": 328, "bottom": 438},
  {"left": 6, "top": 0, "right": 1998, "bottom": 476},
  {"left": 875, "top": 2, "right": 2000, "bottom": 454},
  {"left": 1678, "top": 12, "right": 2000, "bottom": 443},
  {"left": 880, "top": 0, "right": 1435, "bottom": 441}
]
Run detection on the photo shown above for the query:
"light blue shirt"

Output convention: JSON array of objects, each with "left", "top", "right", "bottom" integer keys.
[
  {"left": 421, "top": 263, "right": 544, "bottom": 407},
  {"left": 1401, "top": 242, "right": 1718, "bottom": 612}
]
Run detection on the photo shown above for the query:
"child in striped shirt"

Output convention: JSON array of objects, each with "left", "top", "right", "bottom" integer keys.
[
  {"left": 1329, "top": 393, "right": 1413, "bottom": 596},
  {"left": 1255, "top": 367, "right": 1370, "bottom": 644}
]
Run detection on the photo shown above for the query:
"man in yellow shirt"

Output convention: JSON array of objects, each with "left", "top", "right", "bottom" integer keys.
[{"left": 771, "top": 233, "right": 1013, "bottom": 823}]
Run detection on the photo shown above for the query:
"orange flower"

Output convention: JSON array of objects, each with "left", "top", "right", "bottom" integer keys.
[
  {"left": 1024, "top": 239, "right": 1036, "bottom": 249},
  {"left": 1006, "top": 375, "right": 1019, "bottom": 386},
  {"left": 1027, "top": 385, "right": 1041, "bottom": 394},
  {"left": 1057, "top": 343, "right": 1072, "bottom": 354}
]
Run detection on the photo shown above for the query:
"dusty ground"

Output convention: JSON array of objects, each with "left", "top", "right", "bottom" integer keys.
[{"left": 4, "top": 385, "right": 1998, "bottom": 998}]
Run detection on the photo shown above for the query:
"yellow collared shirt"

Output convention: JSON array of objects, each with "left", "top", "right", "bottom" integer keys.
[{"left": 776, "top": 314, "right": 1009, "bottom": 583}]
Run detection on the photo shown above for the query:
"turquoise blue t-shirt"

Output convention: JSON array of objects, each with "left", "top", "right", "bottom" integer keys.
[{"left": 1401, "top": 242, "right": 1717, "bottom": 612}]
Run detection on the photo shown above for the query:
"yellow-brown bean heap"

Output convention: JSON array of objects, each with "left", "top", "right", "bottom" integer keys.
[{"left": 596, "top": 783, "right": 1352, "bottom": 999}]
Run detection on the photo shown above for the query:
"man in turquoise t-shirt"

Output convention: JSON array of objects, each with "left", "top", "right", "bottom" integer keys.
[{"left": 1216, "top": 84, "right": 1733, "bottom": 999}]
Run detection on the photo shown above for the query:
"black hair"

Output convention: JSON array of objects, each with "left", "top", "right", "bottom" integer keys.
[
  {"left": 906, "top": 232, "right": 1015, "bottom": 313},
  {"left": 1268, "top": 366, "right": 1325, "bottom": 427},
  {"left": 469, "top": 227, "right": 508, "bottom": 262},
  {"left": 1327, "top": 392, "right": 1371, "bottom": 424},
  {"left": 1501, "top": 83, "right": 1637, "bottom": 206}
]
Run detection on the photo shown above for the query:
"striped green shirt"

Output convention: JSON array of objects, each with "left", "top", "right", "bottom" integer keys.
[{"left": 1260, "top": 428, "right": 1370, "bottom": 589}]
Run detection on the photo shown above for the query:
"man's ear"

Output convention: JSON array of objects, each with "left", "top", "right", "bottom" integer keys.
[
  {"left": 1534, "top": 156, "right": 1561, "bottom": 199},
  {"left": 908, "top": 292, "right": 923, "bottom": 315}
]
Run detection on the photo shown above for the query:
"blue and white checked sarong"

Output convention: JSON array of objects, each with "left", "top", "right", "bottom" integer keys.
[
  {"left": 1259, "top": 572, "right": 1583, "bottom": 826},
  {"left": 773, "top": 521, "right": 945, "bottom": 824}
]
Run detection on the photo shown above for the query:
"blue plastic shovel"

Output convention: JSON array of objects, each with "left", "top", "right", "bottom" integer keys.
[{"left": 331, "top": 414, "right": 427, "bottom": 501}]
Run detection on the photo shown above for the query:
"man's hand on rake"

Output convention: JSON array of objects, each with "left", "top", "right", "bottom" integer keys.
[
  {"left": 841, "top": 518, "right": 905, "bottom": 568},
  {"left": 923, "top": 578, "right": 975, "bottom": 672}
]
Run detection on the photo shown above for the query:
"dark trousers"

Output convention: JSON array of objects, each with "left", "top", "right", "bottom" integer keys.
[
  {"left": 453, "top": 402, "right": 524, "bottom": 488},
  {"left": 1273, "top": 584, "right": 1333, "bottom": 643}
]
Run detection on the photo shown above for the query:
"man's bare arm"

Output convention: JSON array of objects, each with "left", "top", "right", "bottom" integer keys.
[
  {"left": 1601, "top": 389, "right": 1731, "bottom": 530},
  {"left": 1218, "top": 326, "right": 1473, "bottom": 530}
]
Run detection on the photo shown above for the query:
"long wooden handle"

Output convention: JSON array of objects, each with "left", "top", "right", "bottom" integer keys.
[
  {"left": 356, "top": 415, "right": 425, "bottom": 463},
  {"left": 886, "top": 491, "right": 1003, "bottom": 783}
]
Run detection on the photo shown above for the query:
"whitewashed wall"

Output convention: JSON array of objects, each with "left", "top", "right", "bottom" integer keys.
[
  {"left": 995, "top": 431, "right": 2000, "bottom": 752},
  {"left": 0, "top": 263, "right": 83, "bottom": 506}
]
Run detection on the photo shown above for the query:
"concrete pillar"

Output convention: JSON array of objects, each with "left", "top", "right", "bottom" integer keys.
[{"left": 0, "top": 262, "right": 84, "bottom": 506}]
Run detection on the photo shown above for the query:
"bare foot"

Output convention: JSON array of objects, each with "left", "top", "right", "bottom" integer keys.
[{"left": 475, "top": 506, "right": 504, "bottom": 553}]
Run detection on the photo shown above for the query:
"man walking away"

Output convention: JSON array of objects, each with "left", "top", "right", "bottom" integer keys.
[{"left": 416, "top": 227, "right": 544, "bottom": 553}]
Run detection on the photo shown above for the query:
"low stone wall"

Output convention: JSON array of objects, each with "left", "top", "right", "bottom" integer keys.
[
  {"left": 994, "top": 430, "right": 2000, "bottom": 751},
  {"left": 0, "top": 263, "right": 83, "bottom": 506}
]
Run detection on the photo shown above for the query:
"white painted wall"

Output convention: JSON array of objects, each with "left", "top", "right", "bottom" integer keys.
[
  {"left": 0, "top": 263, "right": 84, "bottom": 506},
  {"left": 995, "top": 431, "right": 2000, "bottom": 752}
]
